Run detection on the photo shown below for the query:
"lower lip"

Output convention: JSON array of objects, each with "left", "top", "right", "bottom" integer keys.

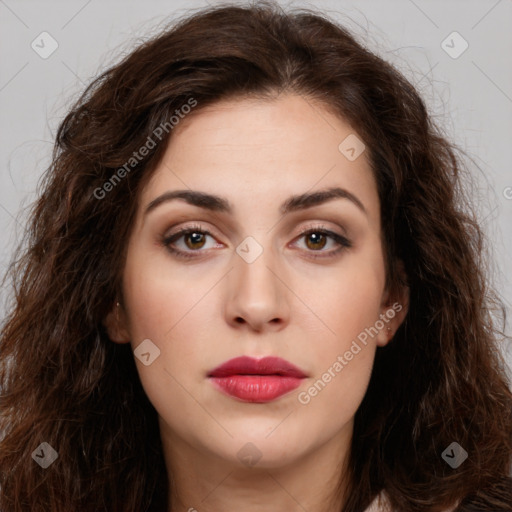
[{"left": 209, "top": 375, "right": 304, "bottom": 403}]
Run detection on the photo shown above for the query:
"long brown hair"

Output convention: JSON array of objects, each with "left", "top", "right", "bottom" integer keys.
[{"left": 1, "top": 2, "right": 511, "bottom": 511}]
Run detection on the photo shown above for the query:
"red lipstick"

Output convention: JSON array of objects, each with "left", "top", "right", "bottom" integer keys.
[{"left": 208, "top": 356, "right": 307, "bottom": 403}]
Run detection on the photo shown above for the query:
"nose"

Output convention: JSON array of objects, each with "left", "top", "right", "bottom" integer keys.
[{"left": 223, "top": 242, "right": 290, "bottom": 332}]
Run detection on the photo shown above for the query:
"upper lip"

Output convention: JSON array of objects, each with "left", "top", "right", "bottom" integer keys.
[{"left": 208, "top": 356, "right": 308, "bottom": 378}]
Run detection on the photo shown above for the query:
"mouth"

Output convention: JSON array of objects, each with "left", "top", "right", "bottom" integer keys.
[{"left": 207, "top": 356, "right": 308, "bottom": 403}]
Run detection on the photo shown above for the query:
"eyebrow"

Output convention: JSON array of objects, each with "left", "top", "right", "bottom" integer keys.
[{"left": 144, "top": 186, "right": 367, "bottom": 217}]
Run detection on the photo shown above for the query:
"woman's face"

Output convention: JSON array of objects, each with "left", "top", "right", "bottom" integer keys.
[{"left": 106, "top": 94, "right": 407, "bottom": 471}]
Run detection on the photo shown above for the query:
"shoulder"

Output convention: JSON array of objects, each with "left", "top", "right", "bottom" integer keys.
[
  {"left": 363, "top": 491, "right": 391, "bottom": 512},
  {"left": 363, "top": 491, "right": 458, "bottom": 512},
  {"left": 364, "top": 477, "right": 512, "bottom": 511}
]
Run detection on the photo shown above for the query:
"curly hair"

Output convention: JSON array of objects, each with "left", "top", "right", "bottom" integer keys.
[{"left": 1, "top": 2, "right": 511, "bottom": 511}]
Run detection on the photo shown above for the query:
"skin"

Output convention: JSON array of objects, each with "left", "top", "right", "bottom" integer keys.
[{"left": 105, "top": 93, "right": 409, "bottom": 511}]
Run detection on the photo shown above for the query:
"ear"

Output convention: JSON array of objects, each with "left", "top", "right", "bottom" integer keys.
[
  {"left": 376, "top": 260, "right": 409, "bottom": 347},
  {"left": 103, "top": 301, "right": 131, "bottom": 344}
]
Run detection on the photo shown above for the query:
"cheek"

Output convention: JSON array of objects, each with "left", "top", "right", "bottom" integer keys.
[
  {"left": 301, "top": 247, "right": 386, "bottom": 348},
  {"left": 122, "top": 242, "right": 218, "bottom": 342},
  {"left": 120, "top": 249, "right": 218, "bottom": 401},
  {"left": 294, "top": 247, "right": 385, "bottom": 411},
  {"left": 294, "top": 343, "right": 375, "bottom": 450}
]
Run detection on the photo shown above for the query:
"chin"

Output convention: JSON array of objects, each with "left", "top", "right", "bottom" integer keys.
[{"left": 218, "top": 430, "right": 312, "bottom": 469}]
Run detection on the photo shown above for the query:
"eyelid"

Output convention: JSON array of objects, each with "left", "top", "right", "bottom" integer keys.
[
  {"left": 294, "top": 221, "right": 347, "bottom": 239},
  {"left": 290, "top": 223, "right": 352, "bottom": 259},
  {"left": 162, "top": 223, "right": 222, "bottom": 250},
  {"left": 161, "top": 221, "right": 351, "bottom": 259}
]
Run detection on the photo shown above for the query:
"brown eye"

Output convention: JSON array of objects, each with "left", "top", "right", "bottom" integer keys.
[
  {"left": 304, "top": 232, "right": 327, "bottom": 251},
  {"left": 294, "top": 227, "right": 352, "bottom": 259},
  {"left": 184, "top": 232, "right": 207, "bottom": 250},
  {"left": 162, "top": 224, "right": 222, "bottom": 260}
]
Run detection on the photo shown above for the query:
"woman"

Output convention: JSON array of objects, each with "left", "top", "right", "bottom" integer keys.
[{"left": 1, "top": 2, "right": 511, "bottom": 511}]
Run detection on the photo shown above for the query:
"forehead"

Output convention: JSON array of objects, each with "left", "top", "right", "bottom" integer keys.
[{"left": 138, "top": 94, "right": 379, "bottom": 222}]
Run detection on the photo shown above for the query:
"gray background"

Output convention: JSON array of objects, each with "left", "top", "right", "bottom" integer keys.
[{"left": 1, "top": 0, "right": 511, "bottom": 380}]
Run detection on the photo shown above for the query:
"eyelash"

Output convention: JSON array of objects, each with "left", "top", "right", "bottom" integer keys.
[{"left": 161, "top": 223, "right": 352, "bottom": 260}]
